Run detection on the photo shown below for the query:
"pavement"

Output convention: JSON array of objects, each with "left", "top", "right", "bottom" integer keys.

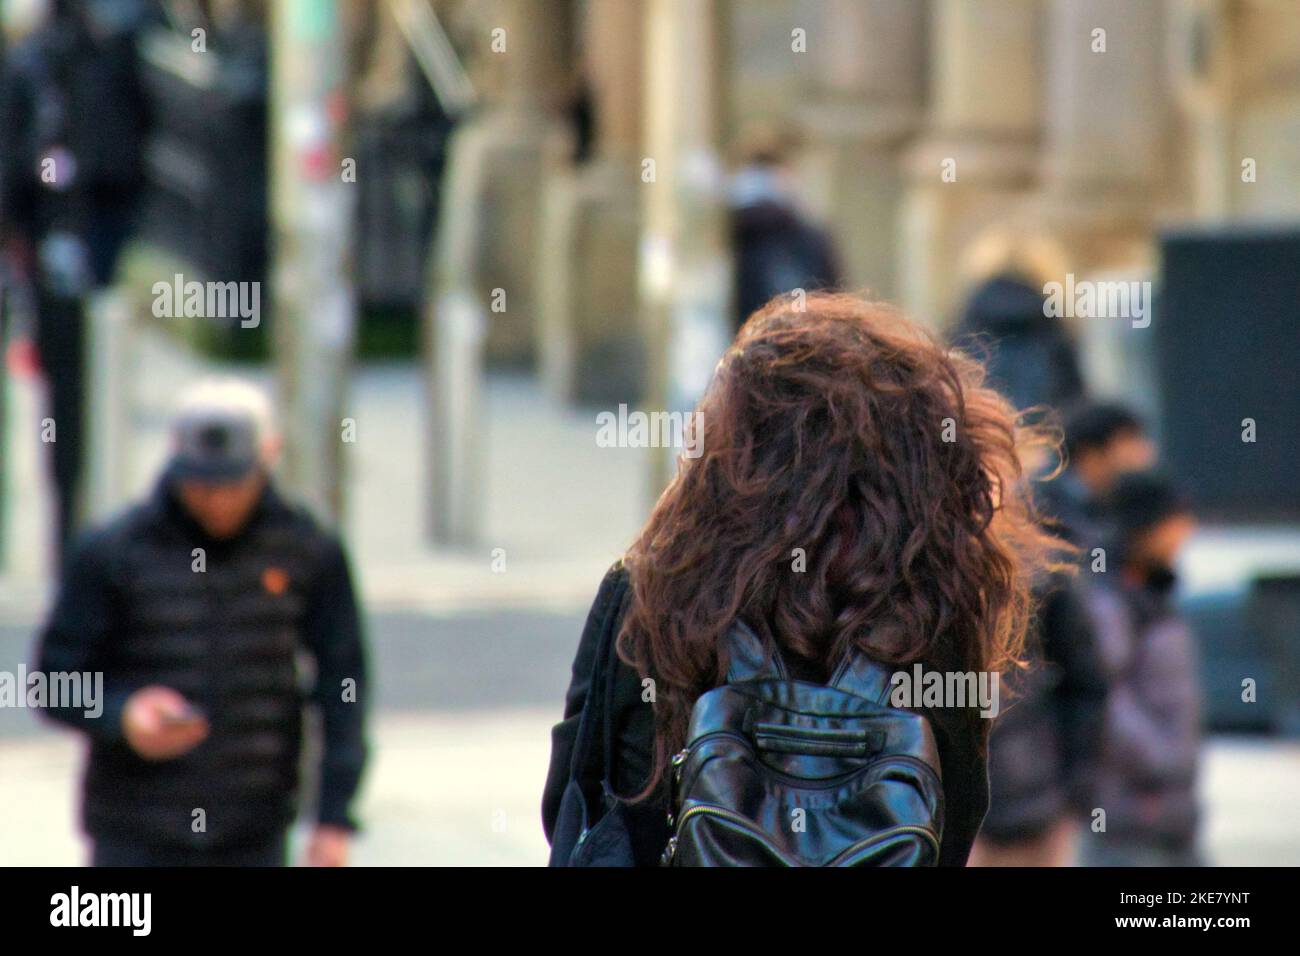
[
  {"left": 4, "top": 703, "right": 1298, "bottom": 866},
  {"left": 2, "top": 325, "right": 1300, "bottom": 866}
]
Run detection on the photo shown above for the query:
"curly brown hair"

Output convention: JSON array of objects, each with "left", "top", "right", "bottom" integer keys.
[{"left": 617, "top": 292, "right": 1070, "bottom": 795}]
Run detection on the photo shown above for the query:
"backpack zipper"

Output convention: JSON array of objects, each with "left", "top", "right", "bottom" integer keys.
[
  {"left": 667, "top": 804, "right": 805, "bottom": 866},
  {"left": 666, "top": 805, "right": 939, "bottom": 866},
  {"left": 824, "top": 824, "right": 941, "bottom": 866}
]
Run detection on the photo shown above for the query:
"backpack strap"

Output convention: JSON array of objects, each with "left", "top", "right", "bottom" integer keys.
[
  {"left": 726, "top": 619, "right": 790, "bottom": 682},
  {"left": 828, "top": 645, "right": 895, "bottom": 704}
]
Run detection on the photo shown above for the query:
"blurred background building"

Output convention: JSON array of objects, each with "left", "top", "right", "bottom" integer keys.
[{"left": 1, "top": 0, "right": 1298, "bottom": 864}]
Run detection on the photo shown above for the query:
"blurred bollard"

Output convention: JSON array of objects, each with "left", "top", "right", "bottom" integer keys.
[
  {"left": 537, "top": 160, "right": 645, "bottom": 407},
  {"left": 426, "top": 289, "right": 485, "bottom": 546},
  {"left": 537, "top": 0, "right": 646, "bottom": 407},
  {"left": 84, "top": 289, "right": 136, "bottom": 523}
]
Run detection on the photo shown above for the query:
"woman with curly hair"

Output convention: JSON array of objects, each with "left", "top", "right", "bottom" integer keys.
[{"left": 543, "top": 292, "right": 1068, "bottom": 867}]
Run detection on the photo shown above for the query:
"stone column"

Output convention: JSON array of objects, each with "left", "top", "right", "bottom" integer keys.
[
  {"left": 898, "top": 0, "right": 1044, "bottom": 328},
  {"left": 429, "top": 0, "right": 574, "bottom": 367},
  {"left": 639, "top": 0, "right": 733, "bottom": 493},
  {"left": 537, "top": 0, "right": 647, "bottom": 405},
  {"left": 1037, "top": 0, "right": 1172, "bottom": 418},
  {"left": 799, "top": 0, "right": 927, "bottom": 300},
  {"left": 423, "top": 0, "right": 574, "bottom": 544},
  {"left": 1038, "top": 0, "right": 1171, "bottom": 269}
]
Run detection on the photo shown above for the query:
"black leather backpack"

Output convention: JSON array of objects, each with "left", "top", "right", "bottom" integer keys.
[{"left": 661, "top": 620, "right": 944, "bottom": 866}]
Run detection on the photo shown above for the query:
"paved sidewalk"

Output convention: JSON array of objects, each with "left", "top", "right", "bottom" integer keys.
[
  {"left": 0, "top": 709, "right": 555, "bottom": 866},
  {"left": 3, "top": 720, "right": 1298, "bottom": 866}
]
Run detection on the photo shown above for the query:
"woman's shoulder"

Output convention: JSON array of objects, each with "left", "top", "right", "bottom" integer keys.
[
  {"left": 572, "top": 560, "right": 633, "bottom": 674},
  {"left": 588, "top": 559, "right": 631, "bottom": 631},
  {"left": 601, "top": 557, "right": 630, "bottom": 590}
]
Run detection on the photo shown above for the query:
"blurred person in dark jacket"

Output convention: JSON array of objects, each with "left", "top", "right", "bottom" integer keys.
[
  {"left": 966, "top": 401, "right": 1139, "bottom": 865},
  {"left": 1079, "top": 471, "right": 1201, "bottom": 867},
  {"left": 1037, "top": 401, "right": 1156, "bottom": 547},
  {"left": 972, "top": 404, "right": 1157, "bottom": 865},
  {"left": 0, "top": 0, "right": 154, "bottom": 559},
  {"left": 954, "top": 270, "right": 1085, "bottom": 415},
  {"left": 34, "top": 378, "right": 369, "bottom": 866},
  {"left": 968, "top": 570, "right": 1107, "bottom": 866},
  {"left": 728, "top": 126, "right": 841, "bottom": 331}
]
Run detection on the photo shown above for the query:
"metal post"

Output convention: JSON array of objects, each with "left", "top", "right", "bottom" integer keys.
[{"left": 270, "top": 0, "right": 357, "bottom": 524}]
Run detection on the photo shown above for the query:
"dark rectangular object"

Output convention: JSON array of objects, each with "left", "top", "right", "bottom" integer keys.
[
  {"left": 1156, "top": 227, "right": 1300, "bottom": 523},
  {"left": 137, "top": 26, "right": 267, "bottom": 287},
  {"left": 1251, "top": 575, "right": 1300, "bottom": 734}
]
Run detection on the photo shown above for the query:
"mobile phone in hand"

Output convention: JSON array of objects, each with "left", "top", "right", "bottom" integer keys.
[{"left": 161, "top": 705, "right": 206, "bottom": 727}]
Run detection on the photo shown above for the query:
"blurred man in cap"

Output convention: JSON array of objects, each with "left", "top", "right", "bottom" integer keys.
[{"left": 35, "top": 377, "right": 368, "bottom": 866}]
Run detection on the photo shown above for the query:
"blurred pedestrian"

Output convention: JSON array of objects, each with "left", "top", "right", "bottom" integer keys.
[
  {"left": 34, "top": 377, "right": 369, "bottom": 866},
  {"left": 969, "top": 570, "right": 1107, "bottom": 867},
  {"left": 0, "top": 0, "right": 154, "bottom": 560},
  {"left": 728, "top": 126, "right": 841, "bottom": 331},
  {"left": 1079, "top": 470, "right": 1202, "bottom": 867},
  {"left": 1038, "top": 401, "right": 1157, "bottom": 546},
  {"left": 953, "top": 270, "right": 1085, "bottom": 415},
  {"left": 972, "top": 405, "right": 1158, "bottom": 866},
  {"left": 545, "top": 293, "right": 1069, "bottom": 867}
]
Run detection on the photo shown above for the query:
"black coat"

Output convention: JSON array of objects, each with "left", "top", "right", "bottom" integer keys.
[
  {"left": 543, "top": 563, "right": 991, "bottom": 866},
  {"left": 732, "top": 200, "right": 841, "bottom": 331},
  {"left": 0, "top": 7, "right": 150, "bottom": 283},
  {"left": 954, "top": 274, "right": 1086, "bottom": 414},
  {"left": 35, "top": 477, "right": 368, "bottom": 849},
  {"left": 980, "top": 574, "right": 1108, "bottom": 842}
]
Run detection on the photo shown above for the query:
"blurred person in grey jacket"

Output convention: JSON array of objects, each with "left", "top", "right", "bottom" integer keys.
[{"left": 1080, "top": 471, "right": 1202, "bottom": 867}]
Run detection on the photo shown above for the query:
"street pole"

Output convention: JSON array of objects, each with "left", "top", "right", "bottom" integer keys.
[{"left": 270, "top": 0, "right": 357, "bottom": 525}]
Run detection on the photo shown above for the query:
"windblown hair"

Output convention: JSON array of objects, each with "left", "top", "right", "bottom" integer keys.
[{"left": 618, "top": 293, "right": 1070, "bottom": 795}]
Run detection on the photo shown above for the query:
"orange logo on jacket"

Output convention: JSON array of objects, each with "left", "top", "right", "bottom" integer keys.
[{"left": 262, "top": 566, "right": 290, "bottom": 596}]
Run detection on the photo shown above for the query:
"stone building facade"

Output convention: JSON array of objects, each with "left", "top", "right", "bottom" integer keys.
[{"left": 427, "top": 0, "right": 1300, "bottom": 408}]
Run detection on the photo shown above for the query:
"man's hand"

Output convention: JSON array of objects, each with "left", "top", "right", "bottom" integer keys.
[
  {"left": 303, "top": 825, "right": 351, "bottom": 867},
  {"left": 122, "top": 686, "right": 209, "bottom": 760}
]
